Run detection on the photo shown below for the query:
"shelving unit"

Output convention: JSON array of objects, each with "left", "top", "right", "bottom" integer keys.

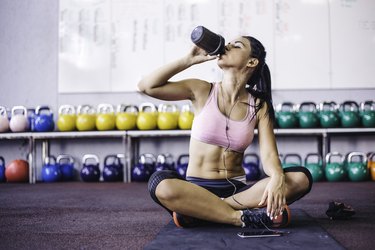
[{"left": 1, "top": 128, "right": 374, "bottom": 184}]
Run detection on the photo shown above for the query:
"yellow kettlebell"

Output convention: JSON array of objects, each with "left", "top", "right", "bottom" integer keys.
[
  {"left": 136, "top": 103, "right": 158, "bottom": 130},
  {"left": 157, "top": 104, "right": 178, "bottom": 130},
  {"left": 116, "top": 104, "right": 138, "bottom": 130},
  {"left": 57, "top": 105, "right": 76, "bottom": 132},
  {"left": 96, "top": 104, "right": 116, "bottom": 131},
  {"left": 76, "top": 105, "right": 96, "bottom": 131},
  {"left": 178, "top": 104, "right": 194, "bottom": 130}
]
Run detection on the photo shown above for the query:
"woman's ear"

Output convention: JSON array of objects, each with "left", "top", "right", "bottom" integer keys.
[{"left": 247, "top": 58, "right": 259, "bottom": 68}]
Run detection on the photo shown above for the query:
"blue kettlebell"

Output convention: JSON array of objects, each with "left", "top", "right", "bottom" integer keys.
[
  {"left": 131, "top": 153, "right": 156, "bottom": 182},
  {"left": 57, "top": 154, "right": 75, "bottom": 181},
  {"left": 42, "top": 156, "right": 62, "bottom": 182},
  {"left": 155, "top": 154, "right": 175, "bottom": 172},
  {"left": 27, "top": 108, "right": 35, "bottom": 131},
  {"left": 242, "top": 153, "right": 261, "bottom": 181},
  {"left": 176, "top": 154, "right": 189, "bottom": 179},
  {"left": 80, "top": 154, "right": 100, "bottom": 182},
  {"left": 33, "top": 106, "right": 55, "bottom": 132},
  {"left": 0, "top": 156, "right": 6, "bottom": 182},
  {"left": 103, "top": 155, "right": 122, "bottom": 182}
]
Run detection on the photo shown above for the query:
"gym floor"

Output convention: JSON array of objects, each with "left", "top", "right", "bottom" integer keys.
[{"left": 0, "top": 181, "right": 374, "bottom": 250}]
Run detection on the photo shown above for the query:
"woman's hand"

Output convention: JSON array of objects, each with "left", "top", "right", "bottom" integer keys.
[
  {"left": 258, "top": 174, "right": 286, "bottom": 219},
  {"left": 185, "top": 45, "right": 218, "bottom": 65}
]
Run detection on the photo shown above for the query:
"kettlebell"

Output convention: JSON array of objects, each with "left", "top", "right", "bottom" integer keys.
[
  {"left": 27, "top": 108, "right": 35, "bottom": 131},
  {"left": 297, "top": 102, "right": 319, "bottom": 128},
  {"left": 0, "top": 106, "right": 10, "bottom": 133},
  {"left": 33, "top": 106, "right": 55, "bottom": 132},
  {"left": 136, "top": 103, "right": 158, "bottom": 130},
  {"left": 131, "top": 153, "right": 156, "bottom": 182},
  {"left": 242, "top": 153, "right": 261, "bottom": 181},
  {"left": 282, "top": 153, "right": 302, "bottom": 169},
  {"left": 367, "top": 152, "right": 375, "bottom": 181},
  {"left": 76, "top": 105, "right": 96, "bottom": 131},
  {"left": 339, "top": 101, "right": 361, "bottom": 128},
  {"left": 155, "top": 153, "right": 175, "bottom": 172},
  {"left": 178, "top": 104, "right": 194, "bottom": 130},
  {"left": 304, "top": 153, "right": 324, "bottom": 182},
  {"left": 116, "top": 104, "right": 138, "bottom": 130},
  {"left": 157, "top": 104, "right": 178, "bottom": 130},
  {"left": 0, "top": 156, "right": 6, "bottom": 182},
  {"left": 57, "top": 154, "right": 75, "bottom": 181},
  {"left": 360, "top": 101, "right": 375, "bottom": 128},
  {"left": 103, "top": 154, "right": 123, "bottom": 182},
  {"left": 42, "top": 156, "right": 62, "bottom": 182},
  {"left": 275, "top": 102, "right": 298, "bottom": 128},
  {"left": 325, "top": 152, "right": 346, "bottom": 182},
  {"left": 318, "top": 101, "right": 340, "bottom": 128},
  {"left": 80, "top": 154, "right": 101, "bottom": 182},
  {"left": 96, "top": 104, "right": 116, "bottom": 131},
  {"left": 57, "top": 105, "right": 77, "bottom": 132},
  {"left": 346, "top": 152, "right": 368, "bottom": 182},
  {"left": 176, "top": 154, "right": 189, "bottom": 179},
  {"left": 9, "top": 106, "right": 29, "bottom": 132}
]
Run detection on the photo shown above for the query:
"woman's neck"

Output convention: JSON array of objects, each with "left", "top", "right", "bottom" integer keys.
[{"left": 220, "top": 73, "right": 249, "bottom": 103}]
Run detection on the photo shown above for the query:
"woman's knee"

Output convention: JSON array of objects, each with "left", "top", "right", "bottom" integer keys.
[
  {"left": 148, "top": 170, "right": 182, "bottom": 203},
  {"left": 285, "top": 167, "right": 313, "bottom": 195}
]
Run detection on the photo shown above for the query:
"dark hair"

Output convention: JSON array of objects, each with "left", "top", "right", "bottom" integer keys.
[{"left": 243, "top": 36, "right": 275, "bottom": 126}]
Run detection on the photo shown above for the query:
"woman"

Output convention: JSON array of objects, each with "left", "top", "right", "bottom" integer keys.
[{"left": 138, "top": 35, "right": 312, "bottom": 229}]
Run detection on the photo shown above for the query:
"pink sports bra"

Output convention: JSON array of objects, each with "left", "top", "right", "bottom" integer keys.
[{"left": 191, "top": 83, "right": 257, "bottom": 153}]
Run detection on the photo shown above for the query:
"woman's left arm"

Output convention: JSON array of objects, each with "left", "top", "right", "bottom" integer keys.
[{"left": 256, "top": 102, "right": 286, "bottom": 219}]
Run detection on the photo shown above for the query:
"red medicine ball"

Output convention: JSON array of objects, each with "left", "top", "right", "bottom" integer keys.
[{"left": 5, "top": 159, "right": 29, "bottom": 182}]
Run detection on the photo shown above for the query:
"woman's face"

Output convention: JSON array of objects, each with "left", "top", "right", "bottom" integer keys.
[{"left": 217, "top": 36, "right": 255, "bottom": 70}]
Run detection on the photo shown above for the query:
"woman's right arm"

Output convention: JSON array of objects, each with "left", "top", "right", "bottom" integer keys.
[{"left": 137, "top": 46, "right": 217, "bottom": 101}]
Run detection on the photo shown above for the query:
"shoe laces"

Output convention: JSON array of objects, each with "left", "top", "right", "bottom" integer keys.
[{"left": 241, "top": 209, "right": 272, "bottom": 228}]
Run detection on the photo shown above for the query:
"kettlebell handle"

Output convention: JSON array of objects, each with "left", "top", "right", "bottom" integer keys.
[
  {"left": 177, "top": 154, "right": 189, "bottom": 165},
  {"left": 77, "top": 105, "right": 95, "bottom": 114},
  {"left": 360, "top": 101, "right": 375, "bottom": 111},
  {"left": 319, "top": 101, "right": 338, "bottom": 112},
  {"left": 11, "top": 106, "right": 27, "bottom": 116},
  {"left": 104, "top": 154, "right": 120, "bottom": 165},
  {"left": 340, "top": 101, "right": 359, "bottom": 112},
  {"left": 44, "top": 155, "right": 57, "bottom": 165},
  {"left": 304, "top": 153, "right": 322, "bottom": 165},
  {"left": 116, "top": 104, "right": 138, "bottom": 113},
  {"left": 243, "top": 153, "right": 259, "bottom": 164},
  {"left": 56, "top": 154, "right": 74, "bottom": 165},
  {"left": 0, "top": 156, "right": 4, "bottom": 166},
  {"left": 181, "top": 104, "right": 193, "bottom": 113},
  {"left": 297, "top": 102, "right": 318, "bottom": 112},
  {"left": 82, "top": 154, "right": 100, "bottom": 165},
  {"left": 347, "top": 151, "right": 367, "bottom": 164},
  {"left": 97, "top": 104, "right": 114, "bottom": 114},
  {"left": 138, "top": 103, "right": 157, "bottom": 113},
  {"left": 58, "top": 105, "right": 76, "bottom": 115},
  {"left": 325, "top": 152, "right": 344, "bottom": 164},
  {"left": 0, "top": 106, "right": 7, "bottom": 117},
  {"left": 276, "top": 102, "right": 297, "bottom": 112},
  {"left": 158, "top": 104, "right": 177, "bottom": 113},
  {"left": 283, "top": 154, "right": 302, "bottom": 165},
  {"left": 139, "top": 153, "right": 156, "bottom": 164},
  {"left": 36, "top": 106, "right": 52, "bottom": 115}
]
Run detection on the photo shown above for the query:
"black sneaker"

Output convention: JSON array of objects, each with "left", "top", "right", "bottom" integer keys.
[
  {"left": 241, "top": 206, "right": 291, "bottom": 229},
  {"left": 326, "top": 201, "right": 355, "bottom": 220}
]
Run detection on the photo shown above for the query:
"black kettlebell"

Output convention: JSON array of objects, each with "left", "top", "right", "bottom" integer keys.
[
  {"left": 80, "top": 154, "right": 100, "bottom": 182},
  {"left": 103, "top": 154, "right": 122, "bottom": 182}
]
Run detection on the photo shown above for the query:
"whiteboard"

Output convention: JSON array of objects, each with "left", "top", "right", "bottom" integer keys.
[{"left": 58, "top": 0, "right": 375, "bottom": 93}]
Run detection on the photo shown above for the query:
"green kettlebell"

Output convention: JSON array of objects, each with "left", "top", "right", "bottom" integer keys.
[
  {"left": 346, "top": 152, "right": 368, "bottom": 182},
  {"left": 339, "top": 101, "right": 360, "bottom": 128},
  {"left": 318, "top": 101, "right": 340, "bottom": 128},
  {"left": 304, "top": 153, "right": 324, "bottom": 182},
  {"left": 276, "top": 102, "right": 298, "bottom": 128},
  {"left": 360, "top": 101, "right": 375, "bottom": 128},
  {"left": 325, "top": 152, "right": 346, "bottom": 182},
  {"left": 298, "top": 102, "right": 319, "bottom": 128},
  {"left": 282, "top": 153, "right": 302, "bottom": 169}
]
